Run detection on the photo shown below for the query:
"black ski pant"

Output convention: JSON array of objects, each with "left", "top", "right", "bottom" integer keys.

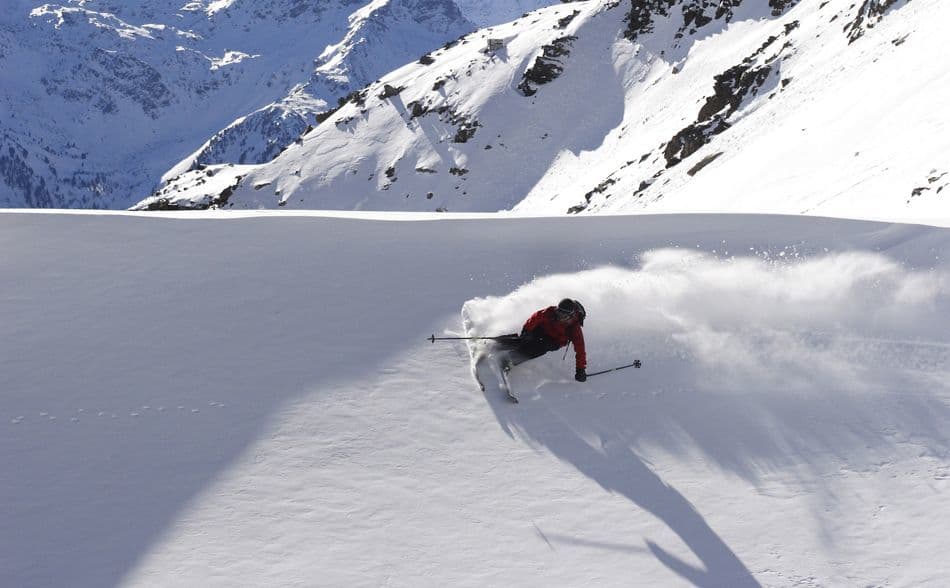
[{"left": 495, "top": 331, "right": 560, "bottom": 366}]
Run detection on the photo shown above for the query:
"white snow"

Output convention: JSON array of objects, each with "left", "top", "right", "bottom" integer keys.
[
  {"left": 149, "top": 0, "right": 950, "bottom": 219},
  {"left": 454, "top": 0, "right": 561, "bottom": 27},
  {"left": 3, "top": 210, "right": 950, "bottom": 586},
  {"left": 208, "top": 50, "right": 259, "bottom": 70},
  {"left": 4, "top": 0, "right": 950, "bottom": 586}
]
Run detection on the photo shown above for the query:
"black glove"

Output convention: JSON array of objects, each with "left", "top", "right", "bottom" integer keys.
[{"left": 575, "top": 368, "right": 587, "bottom": 382}]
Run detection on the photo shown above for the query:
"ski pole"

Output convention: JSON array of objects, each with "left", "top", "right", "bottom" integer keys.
[
  {"left": 428, "top": 334, "right": 520, "bottom": 344},
  {"left": 587, "top": 360, "right": 642, "bottom": 377}
]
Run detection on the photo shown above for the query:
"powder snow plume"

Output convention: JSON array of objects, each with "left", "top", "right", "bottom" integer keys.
[{"left": 463, "top": 248, "right": 950, "bottom": 394}]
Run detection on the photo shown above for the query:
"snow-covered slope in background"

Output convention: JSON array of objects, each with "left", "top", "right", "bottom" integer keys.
[
  {"left": 137, "top": 0, "right": 950, "bottom": 219},
  {"left": 164, "top": 0, "right": 475, "bottom": 182},
  {"left": 3, "top": 210, "right": 950, "bottom": 586},
  {"left": 454, "top": 0, "right": 561, "bottom": 27},
  {"left": 0, "top": 0, "right": 475, "bottom": 208}
]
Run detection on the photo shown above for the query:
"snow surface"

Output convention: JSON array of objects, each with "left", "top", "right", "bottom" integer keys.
[{"left": 3, "top": 210, "right": 950, "bottom": 586}]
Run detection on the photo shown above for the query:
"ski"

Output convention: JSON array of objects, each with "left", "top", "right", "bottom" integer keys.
[
  {"left": 473, "top": 354, "right": 518, "bottom": 403},
  {"left": 499, "top": 361, "right": 518, "bottom": 403}
]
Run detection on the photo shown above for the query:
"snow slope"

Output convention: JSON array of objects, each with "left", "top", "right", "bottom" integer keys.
[
  {"left": 137, "top": 0, "right": 950, "bottom": 220},
  {"left": 161, "top": 0, "right": 475, "bottom": 183},
  {"left": 454, "top": 0, "right": 561, "bottom": 27},
  {"left": 3, "top": 210, "right": 950, "bottom": 586}
]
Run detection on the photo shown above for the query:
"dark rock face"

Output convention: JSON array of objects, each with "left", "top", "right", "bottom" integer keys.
[
  {"left": 40, "top": 49, "right": 174, "bottom": 119},
  {"left": 907, "top": 170, "right": 948, "bottom": 203},
  {"left": 452, "top": 121, "right": 479, "bottom": 143},
  {"left": 664, "top": 118, "right": 732, "bottom": 167},
  {"left": 557, "top": 10, "right": 581, "bottom": 29},
  {"left": 517, "top": 35, "right": 577, "bottom": 96},
  {"left": 566, "top": 203, "right": 587, "bottom": 213},
  {"left": 401, "top": 94, "right": 480, "bottom": 143},
  {"left": 0, "top": 127, "right": 123, "bottom": 208},
  {"left": 625, "top": 0, "right": 801, "bottom": 43},
  {"left": 623, "top": 0, "right": 677, "bottom": 42},
  {"left": 144, "top": 173, "right": 244, "bottom": 210},
  {"left": 408, "top": 100, "right": 428, "bottom": 118},
  {"left": 193, "top": 106, "right": 312, "bottom": 167},
  {"left": 698, "top": 63, "right": 776, "bottom": 122},
  {"left": 315, "top": 89, "right": 369, "bottom": 124},
  {"left": 567, "top": 177, "right": 619, "bottom": 214},
  {"left": 681, "top": 4, "right": 714, "bottom": 30},
  {"left": 845, "top": 0, "right": 907, "bottom": 43},
  {"left": 1, "top": 132, "right": 54, "bottom": 208},
  {"left": 379, "top": 84, "right": 405, "bottom": 99},
  {"left": 665, "top": 62, "right": 774, "bottom": 167},
  {"left": 769, "top": 0, "right": 802, "bottom": 16}
]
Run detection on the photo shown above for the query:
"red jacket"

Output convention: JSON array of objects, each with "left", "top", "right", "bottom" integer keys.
[{"left": 522, "top": 306, "right": 587, "bottom": 370}]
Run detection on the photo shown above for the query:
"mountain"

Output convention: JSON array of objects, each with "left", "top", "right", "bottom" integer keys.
[
  {"left": 135, "top": 0, "right": 950, "bottom": 220},
  {"left": 162, "top": 0, "right": 566, "bottom": 186},
  {"left": 0, "top": 0, "right": 476, "bottom": 208},
  {"left": 163, "top": 0, "right": 475, "bottom": 183}
]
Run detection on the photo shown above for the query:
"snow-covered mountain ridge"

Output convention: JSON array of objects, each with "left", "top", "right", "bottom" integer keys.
[
  {"left": 136, "top": 0, "right": 950, "bottom": 219},
  {"left": 1, "top": 0, "right": 541, "bottom": 208}
]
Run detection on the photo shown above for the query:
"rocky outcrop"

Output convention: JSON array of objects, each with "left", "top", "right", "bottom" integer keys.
[
  {"left": 845, "top": 0, "right": 907, "bottom": 43},
  {"left": 625, "top": 0, "right": 802, "bottom": 43},
  {"left": 517, "top": 36, "right": 577, "bottom": 96},
  {"left": 623, "top": 0, "right": 676, "bottom": 42},
  {"left": 0, "top": 131, "right": 54, "bottom": 208},
  {"left": 769, "top": 0, "right": 802, "bottom": 16},
  {"left": 907, "top": 169, "right": 948, "bottom": 203},
  {"left": 664, "top": 60, "right": 777, "bottom": 167},
  {"left": 660, "top": 15, "right": 802, "bottom": 168},
  {"left": 191, "top": 105, "right": 312, "bottom": 167}
]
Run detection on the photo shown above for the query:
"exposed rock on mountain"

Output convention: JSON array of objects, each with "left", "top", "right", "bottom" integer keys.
[
  {"left": 518, "top": 36, "right": 578, "bottom": 97},
  {"left": 845, "top": 0, "right": 906, "bottom": 42}
]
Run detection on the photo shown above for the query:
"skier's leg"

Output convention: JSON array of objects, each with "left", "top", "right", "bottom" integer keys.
[{"left": 509, "top": 336, "right": 548, "bottom": 366}]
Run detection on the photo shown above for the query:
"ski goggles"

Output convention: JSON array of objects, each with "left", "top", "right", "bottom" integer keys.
[{"left": 556, "top": 308, "right": 577, "bottom": 321}]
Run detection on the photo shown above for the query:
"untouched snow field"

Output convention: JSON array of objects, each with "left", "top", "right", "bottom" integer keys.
[{"left": 3, "top": 211, "right": 950, "bottom": 586}]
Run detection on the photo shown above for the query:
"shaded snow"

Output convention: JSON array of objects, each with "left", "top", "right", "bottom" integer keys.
[
  {"left": 3, "top": 211, "right": 950, "bottom": 586},
  {"left": 454, "top": 0, "right": 561, "bottom": 27}
]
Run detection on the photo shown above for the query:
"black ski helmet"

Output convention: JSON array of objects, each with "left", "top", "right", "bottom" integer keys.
[{"left": 557, "top": 298, "right": 586, "bottom": 325}]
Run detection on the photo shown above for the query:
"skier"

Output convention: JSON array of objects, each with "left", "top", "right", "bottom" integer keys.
[{"left": 498, "top": 298, "right": 587, "bottom": 382}]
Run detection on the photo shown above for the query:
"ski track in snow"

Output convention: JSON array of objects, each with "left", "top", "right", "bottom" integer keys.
[
  {"left": 3, "top": 211, "right": 950, "bottom": 587},
  {"left": 7, "top": 401, "right": 226, "bottom": 426}
]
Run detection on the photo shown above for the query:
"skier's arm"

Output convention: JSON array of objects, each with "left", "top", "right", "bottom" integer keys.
[{"left": 570, "top": 326, "right": 586, "bottom": 370}]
